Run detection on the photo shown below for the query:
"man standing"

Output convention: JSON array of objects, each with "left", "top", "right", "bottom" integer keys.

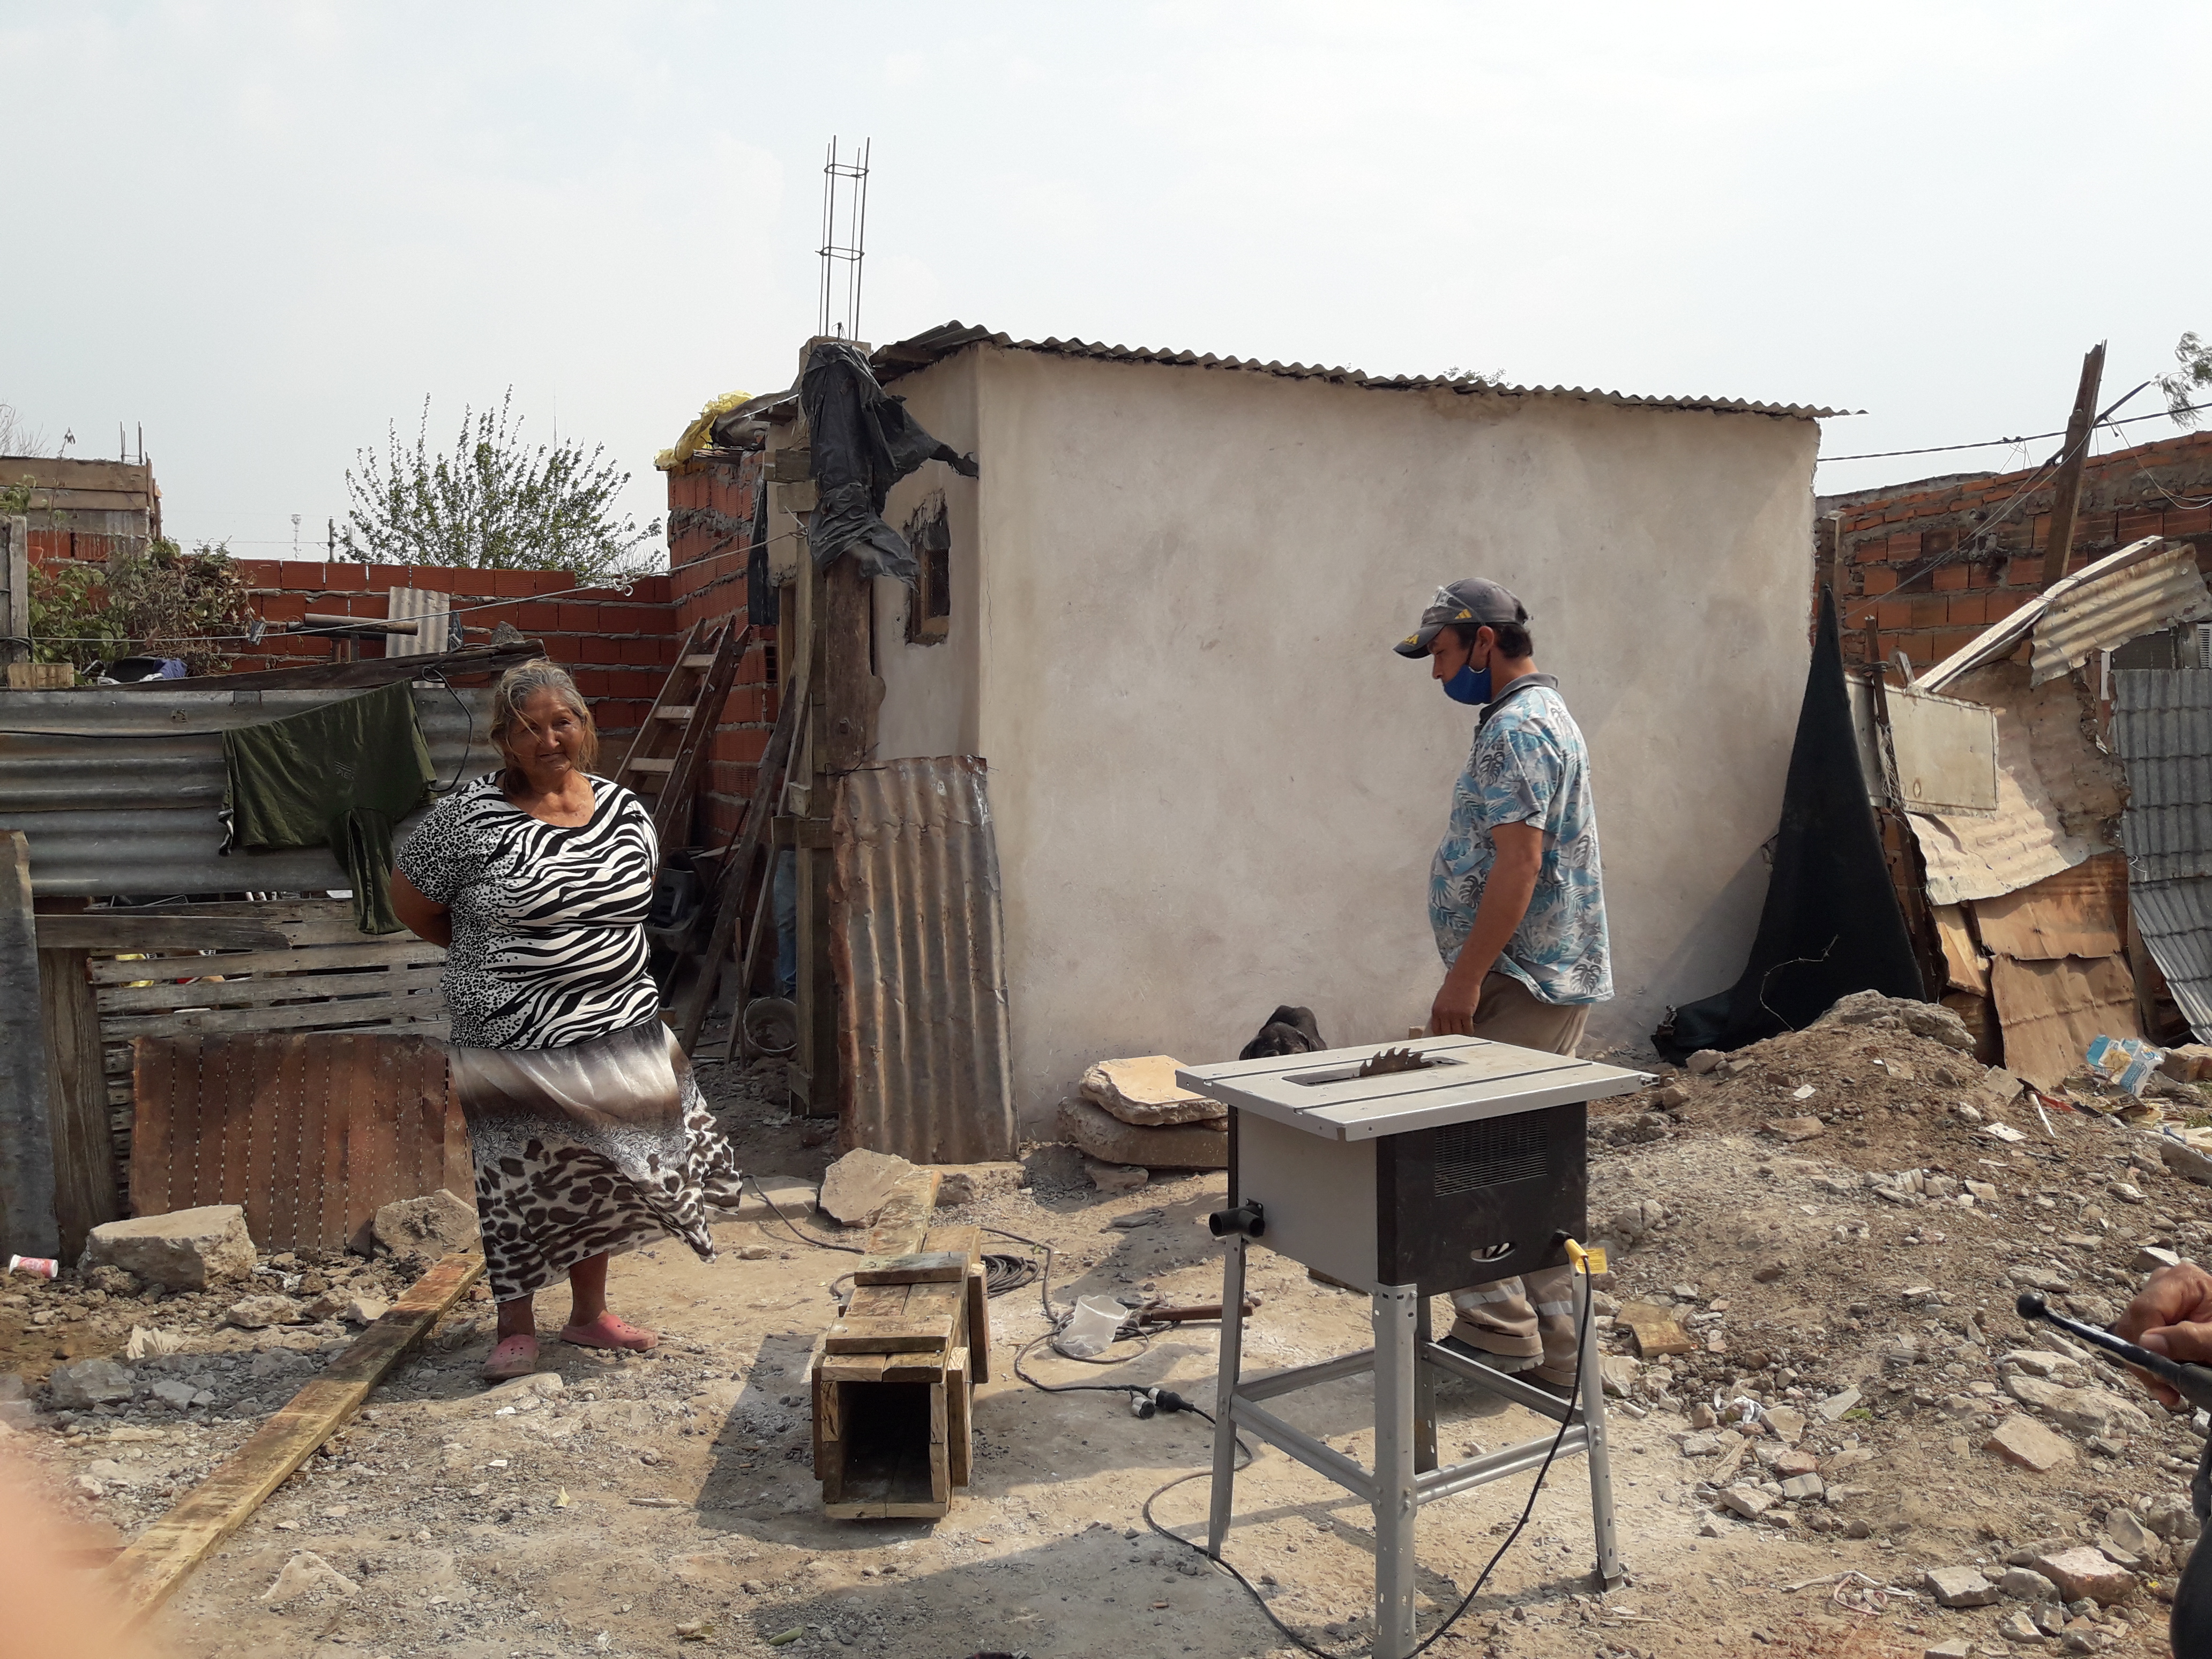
[{"left": 1395, "top": 578, "right": 1611, "bottom": 1391}]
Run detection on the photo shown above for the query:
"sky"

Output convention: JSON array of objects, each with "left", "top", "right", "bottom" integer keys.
[{"left": 5, "top": 2, "right": 2210, "bottom": 560}]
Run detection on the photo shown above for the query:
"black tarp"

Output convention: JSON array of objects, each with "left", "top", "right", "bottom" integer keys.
[
  {"left": 801, "top": 340, "right": 978, "bottom": 583},
  {"left": 1654, "top": 588, "right": 1923, "bottom": 1058}
]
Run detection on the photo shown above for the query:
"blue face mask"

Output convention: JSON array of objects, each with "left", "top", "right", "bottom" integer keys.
[{"left": 1443, "top": 660, "right": 1492, "bottom": 706}]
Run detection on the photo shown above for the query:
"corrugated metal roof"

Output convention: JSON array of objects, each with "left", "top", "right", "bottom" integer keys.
[
  {"left": 2031, "top": 544, "right": 2212, "bottom": 686},
  {"left": 829, "top": 757, "right": 1015, "bottom": 1164},
  {"left": 1922, "top": 537, "right": 2168, "bottom": 692},
  {"left": 2113, "top": 668, "right": 2212, "bottom": 883},
  {"left": 2129, "top": 876, "right": 2212, "bottom": 1043},
  {"left": 0, "top": 686, "right": 498, "bottom": 898},
  {"left": 737, "top": 322, "right": 1848, "bottom": 422}
]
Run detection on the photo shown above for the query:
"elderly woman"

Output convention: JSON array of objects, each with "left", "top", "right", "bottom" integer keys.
[{"left": 390, "top": 661, "right": 743, "bottom": 1381}]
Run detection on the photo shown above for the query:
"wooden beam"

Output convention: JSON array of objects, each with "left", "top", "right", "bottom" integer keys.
[
  {"left": 0, "top": 832, "right": 59, "bottom": 1256},
  {"left": 35, "top": 916, "right": 290, "bottom": 952},
  {"left": 102, "top": 1249, "right": 484, "bottom": 1631},
  {"left": 2039, "top": 342, "right": 2107, "bottom": 591},
  {"left": 39, "top": 948, "right": 116, "bottom": 1259}
]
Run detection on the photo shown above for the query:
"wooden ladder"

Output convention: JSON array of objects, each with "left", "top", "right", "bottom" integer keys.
[{"left": 615, "top": 618, "right": 754, "bottom": 852}]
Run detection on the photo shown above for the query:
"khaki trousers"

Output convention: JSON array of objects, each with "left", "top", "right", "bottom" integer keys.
[{"left": 1445, "top": 972, "right": 1591, "bottom": 1385}]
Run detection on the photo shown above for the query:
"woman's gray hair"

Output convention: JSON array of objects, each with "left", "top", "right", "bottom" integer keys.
[{"left": 489, "top": 660, "right": 600, "bottom": 784}]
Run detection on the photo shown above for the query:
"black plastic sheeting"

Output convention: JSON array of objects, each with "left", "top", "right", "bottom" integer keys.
[
  {"left": 745, "top": 476, "right": 776, "bottom": 627},
  {"left": 1654, "top": 589, "right": 1923, "bottom": 1059},
  {"left": 801, "top": 340, "right": 978, "bottom": 583}
]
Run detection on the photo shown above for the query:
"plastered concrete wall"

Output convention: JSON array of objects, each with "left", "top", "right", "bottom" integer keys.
[
  {"left": 891, "top": 346, "right": 1815, "bottom": 1131},
  {"left": 875, "top": 352, "right": 982, "bottom": 760}
]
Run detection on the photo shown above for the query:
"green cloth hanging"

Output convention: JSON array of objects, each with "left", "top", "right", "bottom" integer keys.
[{"left": 221, "top": 680, "right": 437, "bottom": 933}]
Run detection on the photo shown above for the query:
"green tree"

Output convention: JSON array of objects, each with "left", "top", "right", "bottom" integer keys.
[{"left": 339, "top": 390, "right": 661, "bottom": 582}]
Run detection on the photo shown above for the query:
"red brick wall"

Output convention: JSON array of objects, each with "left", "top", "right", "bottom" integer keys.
[
  {"left": 665, "top": 449, "right": 776, "bottom": 842},
  {"left": 1827, "top": 430, "right": 2212, "bottom": 672}
]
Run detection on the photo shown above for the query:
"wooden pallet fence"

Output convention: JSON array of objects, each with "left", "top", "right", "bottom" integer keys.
[{"left": 130, "top": 1030, "right": 468, "bottom": 1254}]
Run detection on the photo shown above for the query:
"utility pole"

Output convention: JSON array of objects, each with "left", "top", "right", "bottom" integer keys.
[{"left": 2039, "top": 342, "right": 2107, "bottom": 591}]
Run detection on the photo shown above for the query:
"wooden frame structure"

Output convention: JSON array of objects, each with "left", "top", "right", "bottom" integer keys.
[{"left": 810, "top": 1168, "right": 991, "bottom": 1519}]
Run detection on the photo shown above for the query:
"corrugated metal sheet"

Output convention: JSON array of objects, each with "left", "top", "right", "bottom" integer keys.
[
  {"left": 386, "top": 587, "right": 457, "bottom": 657},
  {"left": 727, "top": 321, "right": 1847, "bottom": 423},
  {"left": 830, "top": 757, "right": 1015, "bottom": 1164},
  {"left": 1923, "top": 537, "right": 2167, "bottom": 692},
  {"left": 2113, "top": 668, "right": 2212, "bottom": 882},
  {"left": 0, "top": 685, "right": 498, "bottom": 896},
  {"left": 2031, "top": 543, "right": 2212, "bottom": 686},
  {"left": 2129, "top": 877, "right": 2212, "bottom": 1043},
  {"left": 1907, "top": 687, "right": 2101, "bottom": 905}
]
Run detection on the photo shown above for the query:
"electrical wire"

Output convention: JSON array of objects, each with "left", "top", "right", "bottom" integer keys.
[
  {"left": 739, "top": 1171, "right": 864, "bottom": 1257},
  {"left": 1139, "top": 1270, "right": 1596, "bottom": 1659},
  {"left": 1820, "top": 393, "right": 2212, "bottom": 464}
]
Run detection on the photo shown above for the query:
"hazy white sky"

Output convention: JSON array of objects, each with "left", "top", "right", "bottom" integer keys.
[{"left": 6, "top": 2, "right": 2209, "bottom": 558}]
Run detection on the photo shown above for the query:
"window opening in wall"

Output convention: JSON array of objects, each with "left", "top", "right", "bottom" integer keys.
[{"left": 904, "top": 493, "right": 951, "bottom": 645}]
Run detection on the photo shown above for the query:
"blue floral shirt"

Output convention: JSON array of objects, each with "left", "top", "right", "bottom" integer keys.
[{"left": 1429, "top": 680, "right": 1612, "bottom": 1005}]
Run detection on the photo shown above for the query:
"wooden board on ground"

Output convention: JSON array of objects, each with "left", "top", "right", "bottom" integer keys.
[
  {"left": 858, "top": 1169, "right": 943, "bottom": 1258},
  {"left": 102, "top": 1250, "right": 483, "bottom": 1631},
  {"left": 1616, "top": 1300, "right": 1695, "bottom": 1358}
]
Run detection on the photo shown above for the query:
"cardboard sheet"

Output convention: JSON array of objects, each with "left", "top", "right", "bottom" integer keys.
[
  {"left": 1987, "top": 954, "right": 2139, "bottom": 1090},
  {"left": 1970, "top": 853, "right": 2127, "bottom": 962},
  {"left": 1933, "top": 904, "right": 1990, "bottom": 994}
]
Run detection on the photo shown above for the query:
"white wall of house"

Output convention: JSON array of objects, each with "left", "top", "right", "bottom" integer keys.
[{"left": 868, "top": 343, "right": 1818, "bottom": 1131}]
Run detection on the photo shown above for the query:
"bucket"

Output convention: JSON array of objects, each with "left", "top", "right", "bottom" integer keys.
[
  {"left": 743, "top": 998, "right": 799, "bottom": 1059},
  {"left": 1056, "top": 1296, "right": 1126, "bottom": 1359}
]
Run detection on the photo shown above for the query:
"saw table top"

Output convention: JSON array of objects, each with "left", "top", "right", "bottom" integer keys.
[{"left": 1178, "top": 1035, "right": 1651, "bottom": 1141}]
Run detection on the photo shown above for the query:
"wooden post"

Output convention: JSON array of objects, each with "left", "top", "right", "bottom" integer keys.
[
  {"left": 39, "top": 947, "right": 117, "bottom": 1259},
  {"left": 2039, "top": 342, "right": 2107, "bottom": 591},
  {"left": 0, "top": 833, "right": 60, "bottom": 1256},
  {"left": 2, "top": 515, "right": 28, "bottom": 674}
]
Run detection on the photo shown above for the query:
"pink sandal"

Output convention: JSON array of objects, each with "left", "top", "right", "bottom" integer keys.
[
  {"left": 559, "top": 1312, "right": 658, "bottom": 1352},
  {"left": 481, "top": 1333, "right": 540, "bottom": 1382}
]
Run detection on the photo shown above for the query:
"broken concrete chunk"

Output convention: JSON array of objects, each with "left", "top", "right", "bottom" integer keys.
[
  {"left": 1923, "top": 1566, "right": 1998, "bottom": 1608},
  {"left": 342, "top": 1296, "right": 388, "bottom": 1326},
  {"left": 931, "top": 1162, "right": 1026, "bottom": 1207},
  {"left": 1078, "top": 1056, "right": 1226, "bottom": 1126},
  {"left": 1598, "top": 1355, "right": 1639, "bottom": 1398},
  {"left": 817, "top": 1150, "right": 914, "bottom": 1228},
  {"left": 1718, "top": 1484, "right": 1773, "bottom": 1520},
  {"left": 2028, "top": 1548, "right": 2135, "bottom": 1606},
  {"left": 2160, "top": 1140, "right": 2212, "bottom": 1187},
  {"left": 226, "top": 1294, "right": 306, "bottom": 1330},
  {"left": 84, "top": 1204, "right": 255, "bottom": 1289},
  {"left": 1763, "top": 1406, "right": 1807, "bottom": 1445},
  {"left": 1921, "top": 1640, "right": 1972, "bottom": 1659},
  {"left": 1654, "top": 1082, "right": 1692, "bottom": 1110},
  {"left": 371, "top": 1189, "right": 479, "bottom": 1264},
  {"left": 1997, "top": 1608, "right": 2044, "bottom": 1641},
  {"left": 1764, "top": 1116, "right": 1825, "bottom": 1142},
  {"left": 2162, "top": 1043, "right": 2212, "bottom": 1082},
  {"left": 2142, "top": 1493, "right": 2201, "bottom": 1542},
  {"left": 259, "top": 1550, "right": 360, "bottom": 1605},
  {"left": 48, "top": 1357, "right": 135, "bottom": 1408},
  {"left": 1678, "top": 1433, "right": 1722, "bottom": 1458},
  {"left": 148, "top": 1378, "right": 197, "bottom": 1410},
  {"left": 1814, "top": 1387, "right": 1862, "bottom": 1422},
  {"left": 1058, "top": 1096, "right": 1227, "bottom": 1170},
  {"left": 1685, "top": 1049, "right": 1723, "bottom": 1074},
  {"left": 2104, "top": 1510, "right": 2155, "bottom": 1558},
  {"left": 1083, "top": 1159, "right": 1149, "bottom": 1194},
  {"left": 1814, "top": 990, "right": 1975, "bottom": 1051},
  {"left": 1998, "top": 1567, "right": 2057, "bottom": 1601},
  {"left": 1987, "top": 1415, "right": 2076, "bottom": 1472},
  {"left": 1778, "top": 1473, "right": 1825, "bottom": 1502},
  {"left": 2131, "top": 1245, "right": 2183, "bottom": 1274}
]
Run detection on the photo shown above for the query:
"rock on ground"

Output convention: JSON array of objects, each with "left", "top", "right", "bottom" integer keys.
[
  {"left": 1999, "top": 1568, "right": 2057, "bottom": 1601},
  {"left": 2143, "top": 1494, "right": 2202, "bottom": 1542},
  {"left": 1079, "top": 1056, "right": 1226, "bottom": 1126},
  {"left": 817, "top": 1149, "right": 914, "bottom": 1227},
  {"left": 1021, "top": 1144, "right": 1088, "bottom": 1191},
  {"left": 1083, "top": 1159, "right": 1149, "bottom": 1193},
  {"left": 2028, "top": 1548, "right": 2135, "bottom": 1606},
  {"left": 1813, "top": 989, "right": 1975, "bottom": 1052},
  {"left": 226, "top": 1294, "right": 306, "bottom": 1329},
  {"left": 259, "top": 1550, "right": 360, "bottom": 1605},
  {"left": 372, "top": 1189, "right": 479, "bottom": 1264},
  {"left": 48, "top": 1357, "right": 134, "bottom": 1408},
  {"left": 931, "top": 1163, "right": 1026, "bottom": 1206},
  {"left": 1986, "top": 1415, "right": 2076, "bottom": 1472},
  {"left": 1923, "top": 1566, "right": 1998, "bottom": 1608},
  {"left": 1058, "top": 1096, "right": 1227, "bottom": 1170},
  {"left": 83, "top": 1204, "right": 255, "bottom": 1289}
]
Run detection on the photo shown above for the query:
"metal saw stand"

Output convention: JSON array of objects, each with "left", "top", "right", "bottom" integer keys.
[{"left": 1205, "top": 1236, "right": 1621, "bottom": 1659}]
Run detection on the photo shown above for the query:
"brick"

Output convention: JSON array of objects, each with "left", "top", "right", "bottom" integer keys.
[
  {"left": 619, "top": 637, "right": 660, "bottom": 666},
  {"left": 1932, "top": 562, "right": 1967, "bottom": 592},
  {"left": 1910, "top": 595, "right": 1949, "bottom": 629},
  {"left": 1876, "top": 600, "right": 1910, "bottom": 631},
  {"left": 1948, "top": 594, "right": 1988, "bottom": 627},
  {"left": 259, "top": 594, "right": 307, "bottom": 624},
  {"left": 1859, "top": 566, "right": 1897, "bottom": 596},
  {"left": 714, "top": 727, "right": 769, "bottom": 765},
  {"left": 576, "top": 636, "right": 619, "bottom": 665},
  {"left": 556, "top": 603, "right": 594, "bottom": 632}
]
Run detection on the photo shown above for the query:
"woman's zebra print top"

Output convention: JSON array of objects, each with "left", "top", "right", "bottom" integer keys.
[{"left": 395, "top": 772, "right": 660, "bottom": 1050}]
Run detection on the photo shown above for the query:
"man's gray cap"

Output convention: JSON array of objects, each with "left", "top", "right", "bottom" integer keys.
[{"left": 1394, "top": 578, "right": 1530, "bottom": 658}]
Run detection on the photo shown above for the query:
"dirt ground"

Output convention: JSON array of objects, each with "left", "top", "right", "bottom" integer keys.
[{"left": 6, "top": 1000, "right": 2210, "bottom": 1658}]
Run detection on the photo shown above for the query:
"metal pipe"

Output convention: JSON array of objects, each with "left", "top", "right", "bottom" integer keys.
[
  {"left": 1420, "top": 1340, "right": 1576, "bottom": 1422},
  {"left": 1414, "top": 1429, "right": 1590, "bottom": 1505},
  {"left": 1236, "top": 1348, "right": 1376, "bottom": 1403},
  {"left": 1229, "top": 1398, "right": 1377, "bottom": 1504}
]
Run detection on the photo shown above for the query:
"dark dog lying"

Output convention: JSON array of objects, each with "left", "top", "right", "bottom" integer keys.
[{"left": 1240, "top": 1005, "right": 1325, "bottom": 1060}]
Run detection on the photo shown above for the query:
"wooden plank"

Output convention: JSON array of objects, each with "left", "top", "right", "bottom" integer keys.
[
  {"left": 37, "top": 917, "right": 290, "bottom": 952},
  {"left": 322, "top": 1032, "right": 362, "bottom": 1252},
  {"left": 102, "top": 1250, "right": 484, "bottom": 1631},
  {"left": 853, "top": 1251, "right": 969, "bottom": 1287},
  {"left": 669, "top": 657, "right": 810, "bottom": 1049},
  {"left": 858, "top": 1169, "right": 942, "bottom": 1259},
  {"left": 616, "top": 618, "right": 707, "bottom": 782},
  {"left": 879, "top": 1346, "right": 952, "bottom": 1384},
  {"left": 1616, "top": 1301, "right": 1695, "bottom": 1358},
  {"left": 353, "top": 1036, "right": 402, "bottom": 1251},
  {"left": 101, "top": 991, "right": 446, "bottom": 1041},
  {"left": 127, "top": 1039, "right": 175, "bottom": 1219},
  {"left": 946, "top": 1345, "right": 972, "bottom": 1489},
  {"left": 823, "top": 1312, "right": 956, "bottom": 1354},
  {"left": 928, "top": 1379, "right": 951, "bottom": 1507},
  {"left": 966, "top": 1262, "right": 991, "bottom": 1386},
  {"left": 2038, "top": 343, "right": 2107, "bottom": 590},
  {"left": 86, "top": 940, "right": 443, "bottom": 984},
  {"left": 40, "top": 948, "right": 118, "bottom": 1259},
  {"left": 653, "top": 622, "right": 752, "bottom": 851},
  {"left": 626, "top": 757, "right": 676, "bottom": 774},
  {"left": 817, "top": 1351, "right": 893, "bottom": 1384},
  {"left": 264, "top": 1037, "right": 305, "bottom": 1253},
  {"left": 0, "top": 833, "right": 59, "bottom": 1255},
  {"left": 95, "top": 962, "right": 447, "bottom": 1014}
]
